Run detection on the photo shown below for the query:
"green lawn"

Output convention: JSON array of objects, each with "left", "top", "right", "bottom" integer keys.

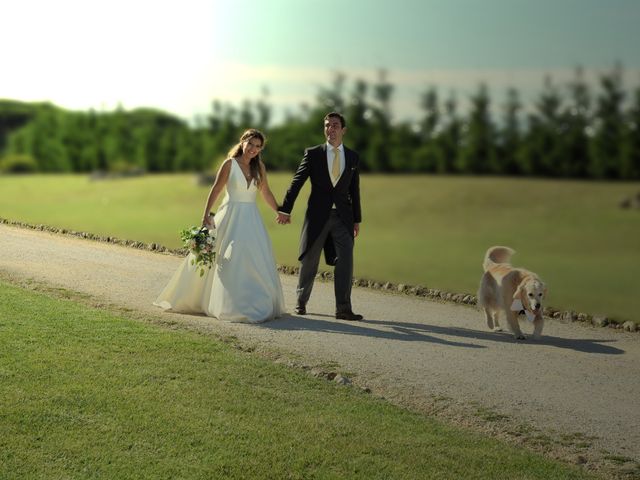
[
  {"left": 1, "top": 173, "right": 639, "bottom": 322},
  {"left": 0, "top": 281, "right": 594, "bottom": 479}
]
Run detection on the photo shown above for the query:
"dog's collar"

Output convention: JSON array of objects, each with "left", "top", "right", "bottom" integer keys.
[{"left": 511, "top": 299, "right": 537, "bottom": 322}]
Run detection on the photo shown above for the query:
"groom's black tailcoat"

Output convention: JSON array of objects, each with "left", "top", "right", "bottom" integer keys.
[{"left": 280, "top": 144, "right": 362, "bottom": 266}]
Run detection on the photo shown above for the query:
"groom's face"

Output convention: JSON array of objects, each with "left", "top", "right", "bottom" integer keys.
[{"left": 324, "top": 117, "right": 346, "bottom": 146}]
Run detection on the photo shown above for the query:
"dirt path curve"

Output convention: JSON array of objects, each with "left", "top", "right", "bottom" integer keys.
[{"left": 1, "top": 224, "right": 639, "bottom": 475}]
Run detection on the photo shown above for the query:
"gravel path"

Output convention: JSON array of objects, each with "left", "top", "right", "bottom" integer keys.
[{"left": 1, "top": 224, "right": 638, "bottom": 476}]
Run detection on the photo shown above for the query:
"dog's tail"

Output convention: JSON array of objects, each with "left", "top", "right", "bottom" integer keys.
[{"left": 483, "top": 246, "right": 515, "bottom": 271}]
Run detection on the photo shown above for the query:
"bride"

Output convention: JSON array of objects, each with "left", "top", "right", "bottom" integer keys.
[{"left": 154, "top": 128, "right": 286, "bottom": 323}]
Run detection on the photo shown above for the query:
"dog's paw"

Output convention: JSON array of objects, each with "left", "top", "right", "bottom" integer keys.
[{"left": 493, "top": 327, "right": 503, "bottom": 332}]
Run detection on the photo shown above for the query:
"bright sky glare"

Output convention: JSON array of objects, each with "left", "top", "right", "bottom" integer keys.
[{"left": 2, "top": 0, "right": 639, "bottom": 123}]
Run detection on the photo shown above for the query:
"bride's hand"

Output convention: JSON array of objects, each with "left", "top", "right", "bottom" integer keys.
[{"left": 203, "top": 215, "right": 215, "bottom": 229}]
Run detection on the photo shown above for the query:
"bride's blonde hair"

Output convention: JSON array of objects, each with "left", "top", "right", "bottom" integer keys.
[{"left": 227, "top": 129, "right": 266, "bottom": 186}]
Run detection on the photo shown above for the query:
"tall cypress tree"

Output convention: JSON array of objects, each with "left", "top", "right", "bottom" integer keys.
[
  {"left": 560, "top": 67, "right": 591, "bottom": 177},
  {"left": 317, "top": 72, "right": 346, "bottom": 114},
  {"left": 344, "top": 79, "right": 371, "bottom": 169},
  {"left": 419, "top": 87, "right": 439, "bottom": 143},
  {"left": 238, "top": 100, "right": 254, "bottom": 130},
  {"left": 367, "top": 70, "right": 394, "bottom": 172},
  {"left": 621, "top": 85, "right": 640, "bottom": 179},
  {"left": 411, "top": 86, "right": 441, "bottom": 172},
  {"left": 590, "top": 64, "right": 625, "bottom": 179},
  {"left": 498, "top": 87, "right": 522, "bottom": 175},
  {"left": 520, "top": 76, "right": 563, "bottom": 176},
  {"left": 255, "top": 86, "right": 272, "bottom": 132},
  {"left": 458, "top": 83, "right": 496, "bottom": 174},
  {"left": 439, "top": 93, "right": 461, "bottom": 173}
]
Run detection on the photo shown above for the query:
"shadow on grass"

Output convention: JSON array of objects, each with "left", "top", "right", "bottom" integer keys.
[{"left": 264, "top": 315, "right": 623, "bottom": 355}]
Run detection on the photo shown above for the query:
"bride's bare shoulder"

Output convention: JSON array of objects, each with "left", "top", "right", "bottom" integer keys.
[
  {"left": 214, "top": 158, "right": 234, "bottom": 181},
  {"left": 218, "top": 158, "right": 234, "bottom": 171}
]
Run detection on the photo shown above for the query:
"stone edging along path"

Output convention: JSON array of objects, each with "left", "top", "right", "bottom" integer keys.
[{"left": 1, "top": 217, "right": 637, "bottom": 334}]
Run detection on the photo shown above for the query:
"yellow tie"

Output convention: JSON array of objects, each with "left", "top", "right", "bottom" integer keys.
[{"left": 331, "top": 147, "right": 340, "bottom": 183}]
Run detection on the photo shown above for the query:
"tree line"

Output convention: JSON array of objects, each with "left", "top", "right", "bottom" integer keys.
[{"left": 1, "top": 65, "right": 639, "bottom": 179}]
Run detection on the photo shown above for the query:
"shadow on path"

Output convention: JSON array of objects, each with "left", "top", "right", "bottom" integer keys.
[
  {"left": 262, "top": 314, "right": 484, "bottom": 349},
  {"left": 262, "top": 315, "right": 623, "bottom": 355}
]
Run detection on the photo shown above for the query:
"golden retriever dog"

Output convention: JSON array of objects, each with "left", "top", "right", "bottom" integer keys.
[{"left": 477, "top": 246, "right": 547, "bottom": 340}]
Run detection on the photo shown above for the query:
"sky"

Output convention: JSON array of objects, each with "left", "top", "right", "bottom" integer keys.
[{"left": 2, "top": 0, "right": 639, "bottom": 124}]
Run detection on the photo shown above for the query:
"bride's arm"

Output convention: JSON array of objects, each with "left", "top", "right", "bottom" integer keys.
[
  {"left": 201, "top": 159, "right": 231, "bottom": 225},
  {"left": 258, "top": 161, "right": 280, "bottom": 213}
]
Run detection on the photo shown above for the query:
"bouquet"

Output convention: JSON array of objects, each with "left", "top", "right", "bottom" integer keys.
[{"left": 180, "top": 225, "right": 217, "bottom": 277}]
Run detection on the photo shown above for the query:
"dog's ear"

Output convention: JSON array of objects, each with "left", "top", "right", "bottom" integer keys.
[{"left": 513, "top": 281, "right": 524, "bottom": 300}]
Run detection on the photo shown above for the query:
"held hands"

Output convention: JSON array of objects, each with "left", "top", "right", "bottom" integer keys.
[{"left": 276, "top": 212, "right": 291, "bottom": 225}]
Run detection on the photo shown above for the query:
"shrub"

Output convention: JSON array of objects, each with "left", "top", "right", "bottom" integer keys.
[
  {"left": 108, "top": 159, "right": 145, "bottom": 176},
  {"left": 0, "top": 154, "right": 38, "bottom": 173}
]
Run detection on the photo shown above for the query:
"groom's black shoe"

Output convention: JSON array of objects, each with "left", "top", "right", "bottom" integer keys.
[
  {"left": 336, "top": 311, "right": 363, "bottom": 321},
  {"left": 294, "top": 304, "right": 306, "bottom": 315}
]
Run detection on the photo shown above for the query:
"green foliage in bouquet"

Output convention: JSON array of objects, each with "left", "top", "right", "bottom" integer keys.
[{"left": 179, "top": 226, "right": 216, "bottom": 277}]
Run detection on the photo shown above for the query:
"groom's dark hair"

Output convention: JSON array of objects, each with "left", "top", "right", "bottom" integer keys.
[{"left": 325, "top": 112, "right": 346, "bottom": 128}]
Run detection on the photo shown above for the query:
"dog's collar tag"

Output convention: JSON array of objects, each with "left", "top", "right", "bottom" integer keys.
[{"left": 511, "top": 299, "right": 536, "bottom": 322}]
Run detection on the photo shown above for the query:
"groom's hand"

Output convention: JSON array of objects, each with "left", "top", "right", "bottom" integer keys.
[{"left": 354, "top": 223, "right": 360, "bottom": 237}]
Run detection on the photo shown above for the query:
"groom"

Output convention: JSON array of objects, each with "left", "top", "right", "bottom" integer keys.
[{"left": 277, "top": 112, "right": 363, "bottom": 321}]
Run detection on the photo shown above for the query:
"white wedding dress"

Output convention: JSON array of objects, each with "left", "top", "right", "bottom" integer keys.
[{"left": 154, "top": 159, "right": 286, "bottom": 323}]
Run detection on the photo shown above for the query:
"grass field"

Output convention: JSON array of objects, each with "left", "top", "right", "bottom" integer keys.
[
  {"left": 0, "top": 173, "right": 639, "bottom": 322},
  {"left": 0, "top": 281, "right": 594, "bottom": 479}
]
